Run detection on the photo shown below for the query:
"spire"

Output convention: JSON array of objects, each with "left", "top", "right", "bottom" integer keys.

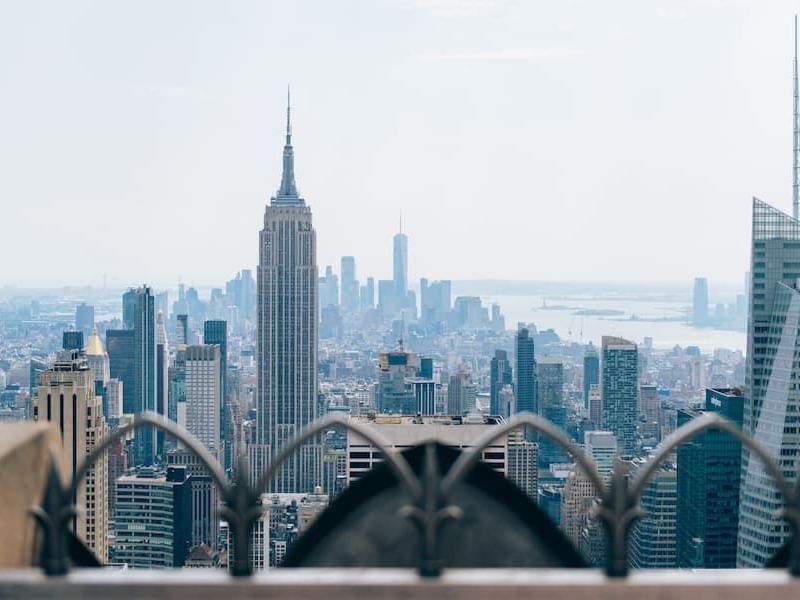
[
  {"left": 85, "top": 325, "right": 106, "bottom": 356},
  {"left": 794, "top": 15, "right": 799, "bottom": 219},
  {"left": 276, "top": 85, "right": 300, "bottom": 201},
  {"left": 286, "top": 85, "right": 292, "bottom": 145}
]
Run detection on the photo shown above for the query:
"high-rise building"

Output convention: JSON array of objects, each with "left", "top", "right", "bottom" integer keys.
[
  {"left": 447, "top": 369, "right": 476, "bottom": 415},
  {"left": 537, "top": 357, "right": 565, "bottom": 466},
  {"left": 185, "top": 345, "right": 221, "bottom": 454},
  {"left": 377, "top": 279, "right": 395, "bottom": 317},
  {"left": 176, "top": 314, "right": 189, "bottom": 346},
  {"left": 376, "top": 349, "right": 422, "bottom": 414},
  {"left": 630, "top": 461, "right": 677, "bottom": 568},
  {"left": 204, "top": 320, "right": 229, "bottom": 468},
  {"left": 127, "top": 286, "right": 157, "bottom": 466},
  {"left": 361, "top": 276, "right": 375, "bottom": 311},
  {"left": 583, "top": 430, "right": 617, "bottom": 479},
  {"left": 489, "top": 350, "right": 513, "bottom": 416},
  {"left": 62, "top": 331, "right": 84, "bottom": 351},
  {"left": 515, "top": 328, "right": 536, "bottom": 414},
  {"left": 155, "top": 312, "right": 169, "bottom": 457},
  {"left": 254, "top": 94, "right": 320, "bottom": 493},
  {"left": 75, "top": 303, "right": 94, "bottom": 339},
  {"left": 340, "top": 256, "right": 358, "bottom": 314},
  {"left": 107, "top": 329, "right": 135, "bottom": 414},
  {"left": 393, "top": 221, "right": 408, "bottom": 309},
  {"left": 114, "top": 465, "right": 192, "bottom": 568},
  {"left": 738, "top": 199, "right": 800, "bottom": 567},
  {"left": 601, "top": 336, "right": 638, "bottom": 456},
  {"left": 32, "top": 350, "right": 108, "bottom": 562},
  {"left": 167, "top": 449, "right": 219, "bottom": 552},
  {"left": 588, "top": 383, "right": 602, "bottom": 429},
  {"left": 583, "top": 346, "right": 599, "bottom": 409},
  {"left": 561, "top": 468, "right": 596, "bottom": 549},
  {"left": 692, "top": 277, "right": 709, "bottom": 326},
  {"left": 677, "top": 388, "right": 743, "bottom": 568}
]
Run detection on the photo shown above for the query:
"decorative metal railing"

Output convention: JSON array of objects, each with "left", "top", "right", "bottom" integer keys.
[{"left": 29, "top": 411, "right": 800, "bottom": 578}]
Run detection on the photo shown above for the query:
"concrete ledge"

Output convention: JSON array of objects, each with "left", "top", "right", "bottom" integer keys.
[{"left": 0, "top": 568, "right": 798, "bottom": 599}]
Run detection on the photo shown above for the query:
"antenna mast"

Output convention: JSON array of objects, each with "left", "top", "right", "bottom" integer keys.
[{"left": 794, "top": 15, "right": 799, "bottom": 219}]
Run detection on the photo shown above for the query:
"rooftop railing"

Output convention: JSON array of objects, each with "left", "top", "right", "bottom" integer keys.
[{"left": 22, "top": 411, "right": 800, "bottom": 581}]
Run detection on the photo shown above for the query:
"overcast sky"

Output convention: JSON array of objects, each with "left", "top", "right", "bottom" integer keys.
[{"left": 1, "top": 0, "right": 797, "bottom": 288}]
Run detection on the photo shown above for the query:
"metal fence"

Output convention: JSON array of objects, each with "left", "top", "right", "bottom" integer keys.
[{"left": 29, "top": 411, "right": 800, "bottom": 578}]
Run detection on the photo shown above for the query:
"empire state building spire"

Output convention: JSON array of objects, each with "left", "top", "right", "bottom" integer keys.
[{"left": 276, "top": 87, "right": 301, "bottom": 202}]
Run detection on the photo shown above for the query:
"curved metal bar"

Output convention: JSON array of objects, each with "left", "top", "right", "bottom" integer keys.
[
  {"left": 629, "top": 412, "right": 793, "bottom": 502},
  {"left": 72, "top": 412, "right": 229, "bottom": 498},
  {"left": 255, "top": 413, "right": 421, "bottom": 500},
  {"left": 441, "top": 412, "right": 606, "bottom": 497}
]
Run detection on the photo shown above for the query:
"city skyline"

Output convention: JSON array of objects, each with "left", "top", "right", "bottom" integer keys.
[{"left": 4, "top": 1, "right": 800, "bottom": 286}]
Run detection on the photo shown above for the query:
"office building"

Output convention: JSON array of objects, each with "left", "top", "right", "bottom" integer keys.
[
  {"left": 346, "top": 414, "right": 518, "bottom": 484},
  {"left": 601, "top": 336, "right": 638, "bottom": 456},
  {"left": 114, "top": 465, "right": 192, "bottom": 568},
  {"left": 75, "top": 303, "right": 95, "bottom": 339},
  {"left": 583, "top": 346, "right": 599, "bottom": 409},
  {"left": 340, "top": 256, "right": 358, "bottom": 314},
  {"left": 584, "top": 430, "right": 617, "bottom": 479},
  {"left": 537, "top": 357, "right": 565, "bottom": 466},
  {"left": 185, "top": 345, "right": 221, "bottom": 453},
  {"left": 32, "top": 350, "right": 108, "bottom": 562},
  {"left": 489, "top": 350, "right": 513, "bottom": 416},
  {"left": 738, "top": 199, "right": 800, "bottom": 567},
  {"left": 393, "top": 222, "right": 408, "bottom": 309},
  {"left": 254, "top": 96, "right": 321, "bottom": 492},
  {"left": 677, "top": 388, "right": 743, "bottom": 568},
  {"left": 693, "top": 277, "right": 709, "bottom": 326},
  {"left": 176, "top": 314, "right": 189, "bottom": 346},
  {"left": 62, "top": 331, "right": 84, "bottom": 351},
  {"left": 156, "top": 312, "right": 169, "bottom": 457},
  {"left": 588, "top": 384, "right": 602, "bottom": 429},
  {"left": 447, "top": 369, "right": 476, "bottom": 415},
  {"left": 203, "top": 320, "right": 228, "bottom": 466},
  {"left": 126, "top": 286, "right": 157, "bottom": 466},
  {"left": 167, "top": 449, "right": 219, "bottom": 552},
  {"left": 515, "top": 328, "right": 536, "bottom": 415},
  {"left": 630, "top": 462, "right": 676, "bottom": 568}
]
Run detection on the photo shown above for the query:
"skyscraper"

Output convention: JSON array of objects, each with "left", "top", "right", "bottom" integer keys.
[
  {"left": 340, "top": 256, "right": 358, "bottom": 314},
  {"left": 33, "top": 350, "right": 108, "bottom": 562},
  {"left": 738, "top": 199, "right": 800, "bottom": 566},
  {"left": 128, "top": 285, "right": 157, "bottom": 466},
  {"left": 489, "top": 350, "right": 512, "bottom": 416},
  {"left": 601, "top": 336, "right": 638, "bottom": 456},
  {"left": 515, "top": 328, "right": 536, "bottom": 414},
  {"left": 536, "top": 357, "right": 565, "bottom": 466},
  {"left": 693, "top": 277, "right": 709, "bottom": 326},
  {"left": 107, "top": 329, "right": 135, "bottom": 414},
  {"left": 677, "top": 388, "right": 743, "bottom": 568},
  {"left": 393, "top": 220, "right": 408, "bottom": 310},
  {"left": 255, "top": 93, "right": 320, "bottom": 492},
  {"left": 629, "top": 462, "right": 677, "bottom": 568},
  {"left": 583, "top": 346, "right": 599, "bottom": 409},
  {"left": 75, "top": 302, "right": 94, "bottom": 339},
  {"left": 185, "top": 345, "right": 221, "bottom": 454},
  {"left": 204, "top": 320, "right": 229, "bottom": 468},
  {"left": 155, "top": 312, "right": 169, "bottom": 457}
]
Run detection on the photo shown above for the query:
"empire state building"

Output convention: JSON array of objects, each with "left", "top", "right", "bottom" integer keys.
[{"left": 254, "top": 93, "right": 320, "bottom": 492}]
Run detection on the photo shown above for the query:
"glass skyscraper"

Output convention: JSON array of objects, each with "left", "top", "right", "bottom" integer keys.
[
  {"left": 677, "top": 388, "right": 743, "bottom": 568},
  {"left": 738, "top": 198, "right": 800, "bottom": 566},
  {"left": 489, "top": 349, "right": 512, "bottom": 416},
  {"left": 514, "top": 328, "right": 536, "bottom": 415}
]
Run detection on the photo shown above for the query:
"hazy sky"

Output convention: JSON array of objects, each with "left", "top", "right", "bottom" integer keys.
[{"left": 1, "top": 0, "right": 798, "bottom": 288}]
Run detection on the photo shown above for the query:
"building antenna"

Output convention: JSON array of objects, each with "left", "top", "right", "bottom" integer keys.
[{"left": 794, "top": 14, "right": 799, "bottom": 219}]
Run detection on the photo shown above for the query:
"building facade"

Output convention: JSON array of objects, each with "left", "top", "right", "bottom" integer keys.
[
  {"left": 254, "top": 96, "right": 320, "bottom": 493},
  {"left": 601, "top": 336, "right": 638, "bottom": 456}
]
